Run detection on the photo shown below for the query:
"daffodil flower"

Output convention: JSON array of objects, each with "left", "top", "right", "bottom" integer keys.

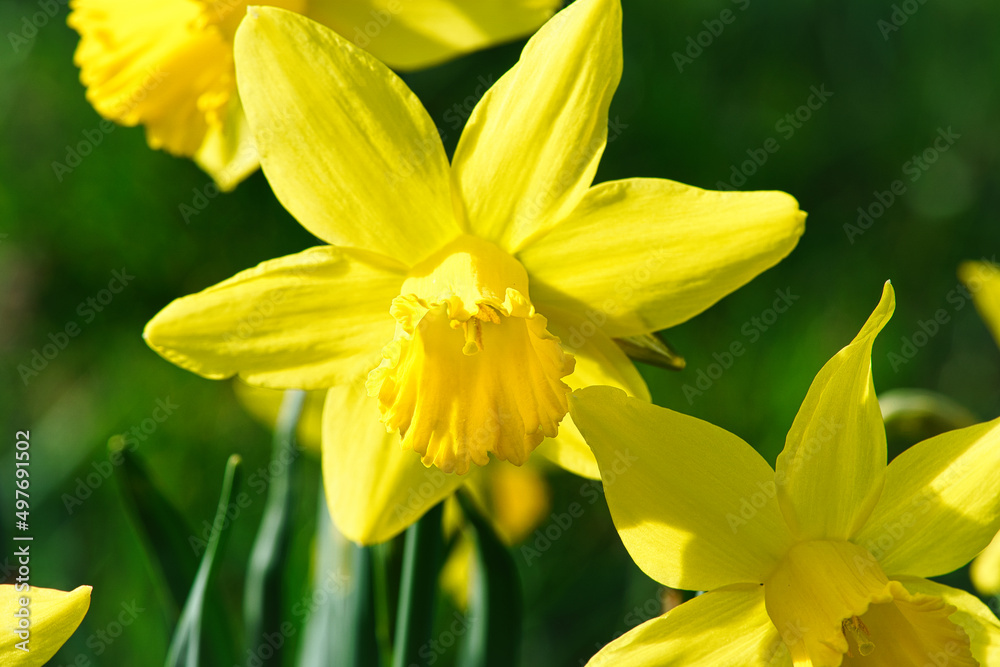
[
  {"left": 68, "top": 0, "right": 561, "bottom": 190},
  {"left": 1, "top": 584, "right": 92, "bottom": 666},
  {"left": 960, "top": 260, "right": 1000, "bottom": 597},
  {"left": 144, "top": 0, "right": 805, "bottom": 544},
  {"left": 572, "top": 282, "right": 1000, "bottom": 666}
]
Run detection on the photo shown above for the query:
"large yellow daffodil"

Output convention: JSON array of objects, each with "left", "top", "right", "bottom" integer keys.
[
  {"left": 1, "top": 584, "right": 92, "bottom": 666},
  {"left": 573, "top": 282, "right": 1000, "bottom": 666},
  {"left": 68, "top": 0, "right": 561, "bottom": 190},
  {"left": 144, "top": 0, "right": 805, "bottom": 544},
  {"left": 959, "top": 260, "right": 1000, "bottom": 597}
]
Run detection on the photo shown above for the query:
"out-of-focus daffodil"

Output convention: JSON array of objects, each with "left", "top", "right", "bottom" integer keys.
[
  {"left": 144, "top": 0, "right": 805, "bottom": 544},
  {"left": 960, "top": 260, "right": 1000, "bottom": 597},
  {"left": 1, "top": 584, "right": 92, "bottom": 666},
  {"left": 960, "top": 261, "right": 1000, "bottom": 348},
  {"left": 67, "top": 0, "right": 561, "bottom": 190},
  {"left": 573, "top": 282, "right": 1000, "bottom": 666}
]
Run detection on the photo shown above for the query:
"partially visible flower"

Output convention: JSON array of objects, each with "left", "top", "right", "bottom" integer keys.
[
  {"left": 1, "top": 584, "right": 92, "bottom": 666},
  {"left": 572, "top": 282, "right": 1000, "bottom": 666},
  {"left": 144, "top": 0, "right": 805, "bottom": 544},
  {"left": 67, "top": 0, "right": 561, "bottom": 189},
  {"left": 960, "top": 260, "right": 1000, "bottom": 350},
  {"left": 960, "top": 260, "right": 1000, "bottom": 597}
]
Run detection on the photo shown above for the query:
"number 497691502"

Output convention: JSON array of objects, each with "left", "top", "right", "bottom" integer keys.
[{"left": 14, "top": 431, "right": 29, "bottom": 511}]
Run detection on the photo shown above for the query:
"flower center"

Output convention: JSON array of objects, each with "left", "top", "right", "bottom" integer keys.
[
  {"left": 763, "top": 540, "right": 975, "bottom": 667},
  {"left": 366, "top": 235, "right": 575, "bottom": 474}
]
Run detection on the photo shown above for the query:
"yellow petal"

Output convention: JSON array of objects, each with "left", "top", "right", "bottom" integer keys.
[
  {"left": 971, "top": 531, "right": 1000, "bottom": 596},
  {"left": 234, "top": 7, "right": 460, "bottom": 266},
  {"left": 520, "top": 179, "right": 806, "bottom": 337},
  {"left": 144, "top": 246, "right": 401, "bottom": 389},
  {"left": 69, "top": 0, "right": 232, "bottom": 158},
  {"left": 193, "top": 92, "right": 260, "bottom": 191},
  {"left": 322, "top": 377, "right": 464, "bottom": 544},
  {"left": 854, "top": 415, "right": 1000, "bottom": 579},
  {"left": 0, "top": 584, "right": 91, "bottom": 666},
  {"left": 959, "top": 260, "right": 1000, "bottom": 348},
  {"left": 587, "top": 587, "right": 789, "bottom": 667},
  {"left": 570, "top": 386, "right": 793, "bottom": 591},
  {"left": 451, "top": 0, "right": 622, "bottom": 253},
  {"left": 534, "top": 307, "right": 652, "bottom": 480},
  {"left": 232, "top": 381, "right": 325, "bottom": 453},
  {"left": 775, "top": 281, "right": 895, "bottom": 541},
  {"left": 895, "top": 575, "right": 1000, "bottom": 667},
  {"left": 306, "top": 0, "right": 560, "bottom": 71}
]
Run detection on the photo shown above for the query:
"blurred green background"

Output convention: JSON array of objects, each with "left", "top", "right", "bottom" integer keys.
[{"left": 2, "top": 0, "right": 999, "bottom": 664}]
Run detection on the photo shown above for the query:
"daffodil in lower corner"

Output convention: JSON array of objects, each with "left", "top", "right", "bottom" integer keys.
[
  {"left": 143, "top": 0, "right": 805, "bottom": 545},
  {"left": 67, "top": 0, "right": 562, "bottom": 189},
  {"left": 1, "top": 584, "right": 92, "bottom": 666},
  {"left": 572, "top": 282, "right": 1000, "bottom": 666}
]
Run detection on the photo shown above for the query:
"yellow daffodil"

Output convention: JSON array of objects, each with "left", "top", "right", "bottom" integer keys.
[
  {"left": 960, "top": 260, "right": 1000, "bottom": 597},
  {"left": 572, "top": 282, "right": 1000, "bottom": 666},
  {"left": 143, "top": 0, "right": 805, "bottom": 544},
  {"left": 68, "top": 0, "right": 561, "bottom": 190},
  {"left": 1, "top": 584, "right": 92, "bottom": 666}
]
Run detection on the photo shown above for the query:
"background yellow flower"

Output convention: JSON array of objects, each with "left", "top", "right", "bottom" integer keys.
[{"left": 68, "top": 0, "right": 561, "bottom": 189}]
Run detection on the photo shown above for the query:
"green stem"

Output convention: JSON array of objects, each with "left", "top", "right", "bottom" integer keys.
[
  {"left": 244, "top": 389, "right": 306, "bottom": 662},
  {"left": 392, "top": 503, "right": 444, "bottom": 667},
  {"left": 371, "top": 542, "right": 394, "bottom": 666}
]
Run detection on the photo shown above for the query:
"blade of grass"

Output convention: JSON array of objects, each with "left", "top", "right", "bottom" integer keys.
[
  {"left": 392, "top": 503, "right": 444, "bottom": 667},
  {"left": 164, "top": 455, "right": 243, "bottom": 667},
  {"left": 455, "top": 491, "right": 522, "bottom": 667},
  {"left": 296, "top": 486, "right": 379, "bottom": 667},
  {"left": 244, "top": 389, "right": 306, "bottom": 660}
]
